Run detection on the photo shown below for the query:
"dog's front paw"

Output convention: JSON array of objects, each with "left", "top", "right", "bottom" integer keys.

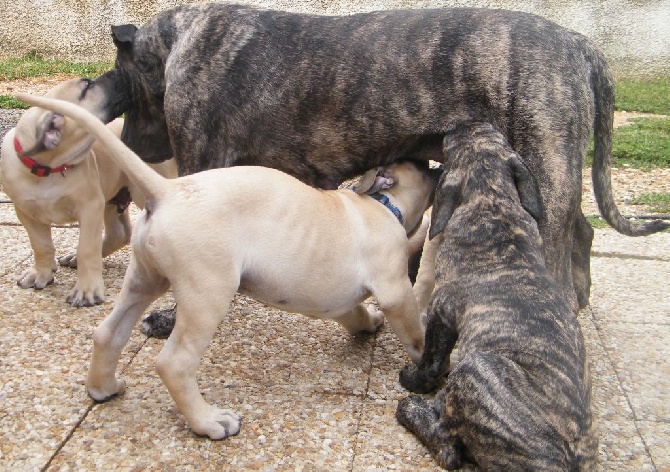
[
  {"left": 399, "top": 363, "right": 439, "bottom": 394},
  {"left": 139, "top": 306, "right": 177, "bottom": 338},
  {"left": 87, "top": 376, "right": 126, "bottom": 402},
  {"left": 58, "top": 253, "right": 77, "bottom": 268},
  {"left": 17, "top": 267, "right": 55, "bottom": 290},
  {"left": 192, "top": 408, "right": 241, "bottom": 440},
  {"left": 67, "top": 281, "right": 105, "bottom": 307}
]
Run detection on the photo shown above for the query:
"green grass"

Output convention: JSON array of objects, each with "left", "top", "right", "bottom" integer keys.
[
  {"left": 0, "top": 52, "right": 113, "bottom": 109},
  {"left": 630, "top": 192, "right": 670, "bottom": 214},
  {"left": 615, "top": 77, "right": 670, "bottom": 115},
  {"left": 587, "top": 117, "right": 670, "bottom": 170},
  {"left": 0, "top": 51, "right": 112, "bottom": 81},
  {"left": 586, "top": 216, "right": 612, "bottom": 229}
]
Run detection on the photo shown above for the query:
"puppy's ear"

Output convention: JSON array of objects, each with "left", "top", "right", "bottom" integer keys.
[
  {"left": 39, "top": 112, "right": 65, "bottom": 150},
  {"left": 352, "top": 167, "right": 394, "bottom": 195},
  {"left": 509, "top": 155, "right": 544, "bottom": 222},
  {"left": 111, "top": 24, "right": 138, "bottom": 50},
  {"left": 17, "top": 111, "right": 65, "bottom": 156},
  {"left": 429, "top": 173, "right": 461, "bottom": 240}
]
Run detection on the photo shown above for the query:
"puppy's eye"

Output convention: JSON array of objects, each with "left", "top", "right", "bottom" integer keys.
[{"left": 80, "top": 78, "right": 94, "bottom": 98}]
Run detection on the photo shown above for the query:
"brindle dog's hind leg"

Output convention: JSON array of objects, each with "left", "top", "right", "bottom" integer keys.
[
  {"left": 572, "top": 211, "right": 594, "bottom": 310},
  {"left": 396, "top": 394, "right": 464, "bottom": 470}
]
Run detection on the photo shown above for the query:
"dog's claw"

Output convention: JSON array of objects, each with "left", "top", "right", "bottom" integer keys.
[{"left": 67, "top": 288, "right": 105, "bottom": 307}]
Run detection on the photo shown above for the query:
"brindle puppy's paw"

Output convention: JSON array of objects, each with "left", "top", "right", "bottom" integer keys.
[
  {"left": 58, "top": 253, "right": 77, "bottom": 268},
  {"left": 399, "top": 363, "right": 440, "bottom": 394},
  {"left": 139, "top": 305, "right": 176, "bottom": 338},
  {"left": 17, "top": 267, "right": 55, "bottom": 290},
  {"left": 396, "top": 394, "right": 433, "bottom": 429},
  {"left": 396, "top": 395, "right": 464, "bottom": 470}
]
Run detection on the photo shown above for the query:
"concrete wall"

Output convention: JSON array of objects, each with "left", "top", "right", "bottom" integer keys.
[{"left": 1, "top": 0, "right": 669, "bottom": 78}]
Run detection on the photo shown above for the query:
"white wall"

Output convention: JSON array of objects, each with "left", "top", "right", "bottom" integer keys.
[{"left": 1, "top": 0, "right": 668, "bottom": 78}]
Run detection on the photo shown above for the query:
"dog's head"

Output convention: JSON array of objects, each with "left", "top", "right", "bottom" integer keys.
[
  {"left": 353, "top": 160, "right": 443, "bottom": 232},
  {"left": 14, "top": 78, "right": 111, "bottom": 159},
  {"left": 429, "top": 122, "right": 544, "bottom": 240},
  {"left": 86, "top": 23, "right": 172, "bottom": 164}
]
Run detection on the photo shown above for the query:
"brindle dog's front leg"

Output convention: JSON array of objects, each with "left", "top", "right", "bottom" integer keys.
[{"left": 399, "top": 303, "right": 457, "bottom": 394}]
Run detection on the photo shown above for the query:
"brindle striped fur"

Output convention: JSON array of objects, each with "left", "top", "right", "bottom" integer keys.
[
  {"left": 90, "top": 4, "right": 667, "bottom": 322},
  {"left": 397, "top": 123, "right": 596, "bottom": 470}
]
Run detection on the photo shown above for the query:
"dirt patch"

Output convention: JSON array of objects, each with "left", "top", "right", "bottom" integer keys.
[
  {"left": 1, "top": 75, "right": 668, "bottom": 219},
  {"left": 0, "top": 74, "right": 79, "bottom": 96}
]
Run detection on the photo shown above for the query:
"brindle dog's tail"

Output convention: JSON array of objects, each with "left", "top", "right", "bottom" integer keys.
[
  {"left": 590, "top": 52, "right": 669, "bottom": 236},
  {"left": 14, "top": 93, "right": 170, "bottom": 205}
]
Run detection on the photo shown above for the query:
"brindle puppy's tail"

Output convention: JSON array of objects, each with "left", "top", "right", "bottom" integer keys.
[
  {"left": 14, "top": 93, "right": 170, "bottom": 205},
  {"left": 589, "top": 52, "right": 669, "bottom": 236}
]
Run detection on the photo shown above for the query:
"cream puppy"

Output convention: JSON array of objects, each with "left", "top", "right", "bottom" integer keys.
[{"left": 16, "top": 93, "right": 441, "bottom": 440}]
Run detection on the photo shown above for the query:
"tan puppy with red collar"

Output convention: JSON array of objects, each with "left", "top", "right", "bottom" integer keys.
[{"left": 1, "top": 79, "right": 176, "bottom": 306}]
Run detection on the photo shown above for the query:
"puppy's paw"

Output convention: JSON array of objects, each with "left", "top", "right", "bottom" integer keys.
[
  {"left": 67, "top": 281, "right": 105, "bottom": 307},
  {"left": 87, "top": 376, "right": 126, "bottom": 402},
  {"left": 364, "top": 304, "right": 385, "bottom": 333},
  {"left": 399, "top": 363, "right": 439, "bottom": 394},
  {"left": 396, "top": 394, "right": 435, "bottom": 428},
  {"left": 17, "top": 267, "right": 55, "bottom": 290},
  {"left": 58, "top": 253, "right": 78, "bottom": 268},
  {"left": 193, "top": 408, "right": 241, "bottom": 440},
  {"left": 139, "top": 306, "right": 177, "bottom": 339}
]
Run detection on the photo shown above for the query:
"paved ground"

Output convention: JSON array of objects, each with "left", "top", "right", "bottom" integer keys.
[
  {"left": 0, "top": 182, "right": 668, "bottom": 470},
  {"left": 0, "top": 93, "right": 668, "bottom": 471}
]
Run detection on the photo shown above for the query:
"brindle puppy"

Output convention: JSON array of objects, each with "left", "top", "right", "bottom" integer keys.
[
  {"left": 87, "top": 4, "right": 667, "bottom": 335},
  {"left": 397, "top": 123, "right": 596, "bottom": 470}
]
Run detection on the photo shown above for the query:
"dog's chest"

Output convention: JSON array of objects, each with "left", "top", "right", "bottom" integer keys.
[{"left": 14, "top": 190, "right": 81, "bottom": 225}]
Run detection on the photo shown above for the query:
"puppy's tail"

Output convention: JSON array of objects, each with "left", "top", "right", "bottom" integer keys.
[
  {"left": 14, "top": 93, "right": 168, "bottom": 203},
  {"left": 590, "top": 52, "right": 669, "bottom": 235}
]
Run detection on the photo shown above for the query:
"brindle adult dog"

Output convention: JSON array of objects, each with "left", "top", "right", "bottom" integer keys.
[
  {"left": 89, "top": 4, "right": 667, "bottom": 329},
  {"left": 397, "top": 122, "right": 596, "bottom": 470}
]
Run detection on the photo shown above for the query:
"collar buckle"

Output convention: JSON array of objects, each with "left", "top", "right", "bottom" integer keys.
[{"left": 30, "top": 163, "right": 53, "bottom": 177}]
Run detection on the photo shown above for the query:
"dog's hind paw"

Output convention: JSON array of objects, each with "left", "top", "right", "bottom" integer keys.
[
  {"left": 87, "top": 377, "right": 126, "bottom": 403},
  {"left": 58, "top": 253, "right": 77, "bottom": 268},
  {"left": 193, "top": 408, "right": 241, "bottom": 440}
]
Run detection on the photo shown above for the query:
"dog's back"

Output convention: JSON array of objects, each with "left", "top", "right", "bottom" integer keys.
[{"left": 399, "top": 123, "right": 596, "bottom": 469}]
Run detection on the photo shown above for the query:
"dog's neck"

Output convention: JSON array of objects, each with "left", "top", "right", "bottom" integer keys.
[
  {"left": 369, "top": 192, "right": 403, "bottom": 224},
  {"left": 377, "top": 186, "right": 431, "bottom": 234},
  {"left": 13, "top": 134, "right": 95, "bottom": 176}
]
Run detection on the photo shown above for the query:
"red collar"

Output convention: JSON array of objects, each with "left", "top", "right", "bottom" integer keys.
[{"left": 14, "top": 136, "right": 68, "bottom": 177}]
